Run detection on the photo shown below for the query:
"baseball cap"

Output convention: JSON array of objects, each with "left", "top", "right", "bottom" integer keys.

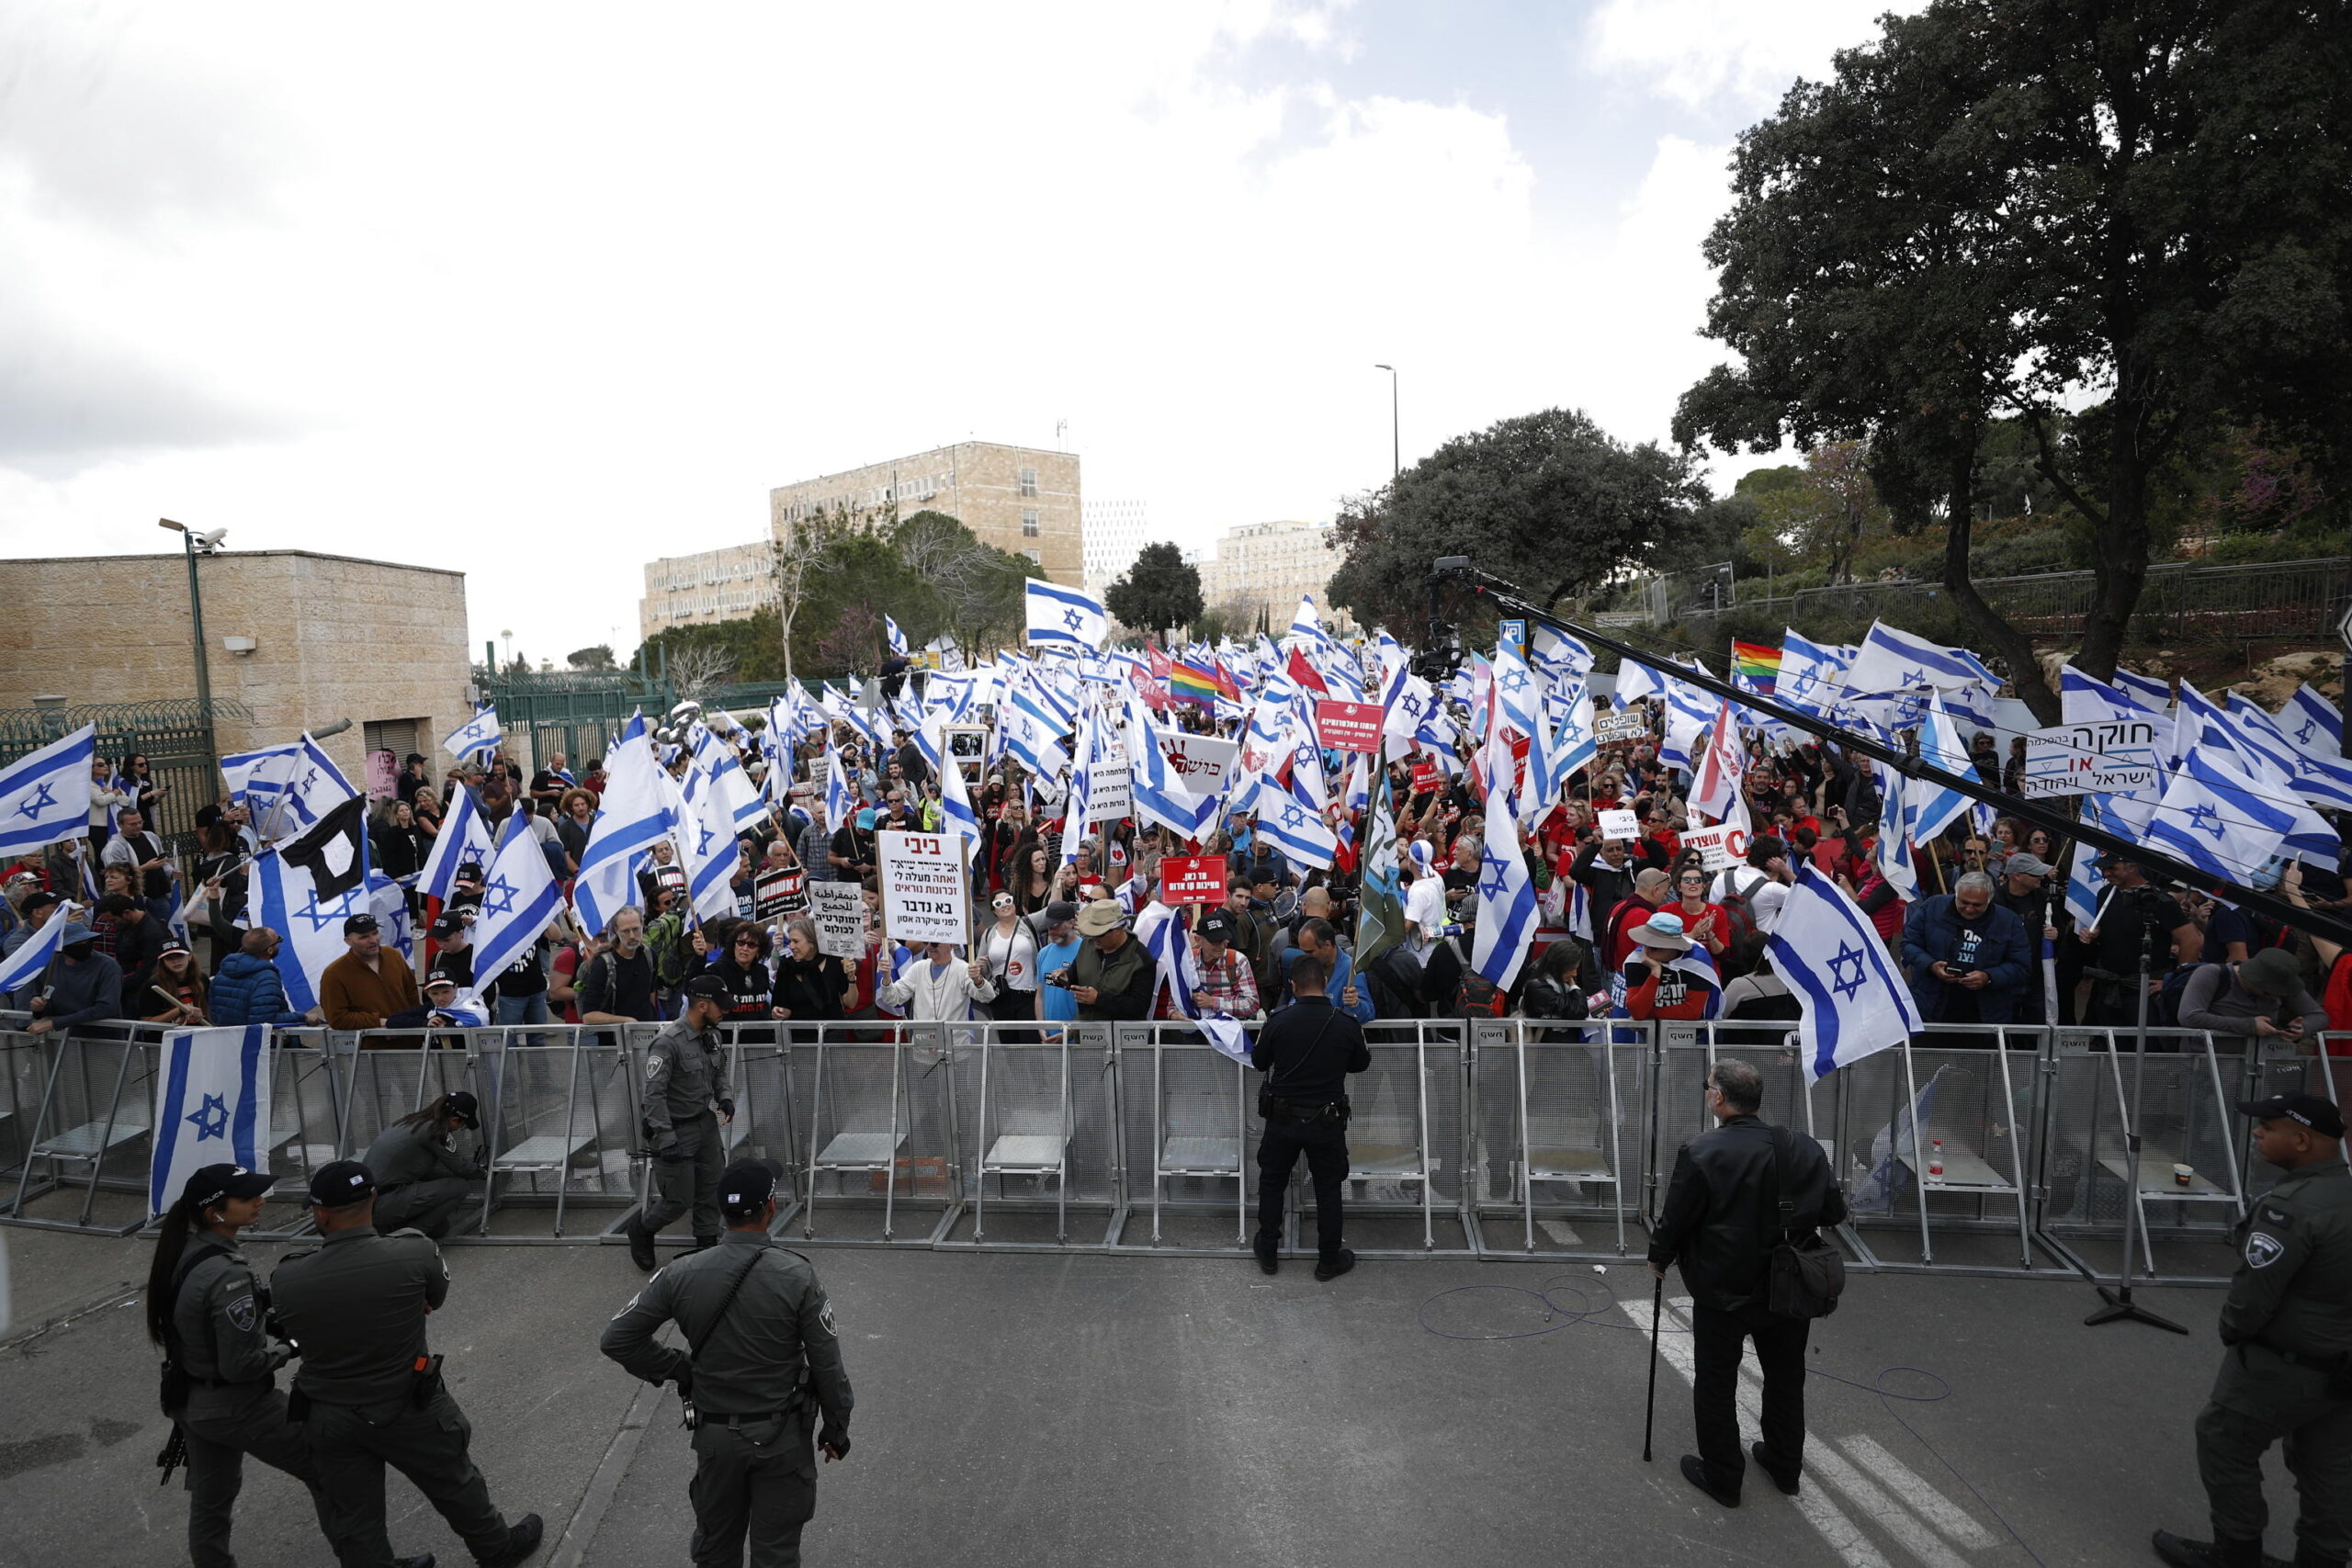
[
  {"left": 308, "top": 1159, "right": 376, "bottom": 1206},
  {"left": 343, "top": 913, "right": 379, "bottom": 936},
  {"left": 2236, "top": 1093, "right": 2346, "bottom": 1141},
  {"left": 1044, "top": 900, "right": 1079, "bottom": 927},
  {"left": 423, "top": 974, "right": 458, "bottom": 993},
  {"left": 2004, "top": 852, "right": 2053, "bottom": 878},
  {"left": 455, "top": 861, "right": 484, "bottom": 880},
  {"left": 444, "top": 1089, "right": 481, "bottom": 1129},
  {"left": 718, "top": 1156, "right": 785, "bottom": 1218},
  {"left": 181, "top": 1163, "right": 275, "bottom": 1211},
  {"left": 1196, "top": 909, "right": 1239, "bottom": 945},
  {"left": 684, "top": 973, "right": 729, "bottom": 1001},
  {"left": 157, "top": 934, "right": 191, "bottom": 956},
  {"left": 428, "top": 913, "right": 467, "bottom": 938}
]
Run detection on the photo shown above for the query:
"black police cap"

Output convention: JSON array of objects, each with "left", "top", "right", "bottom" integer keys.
[
  {"left": 181, "top": 1164, "right": 274, "bottom": 1211},
  {"left": 684, "top": 973, "right": 729, "bottom": 1001},
  {"left": 308, "top": 1159, "right": 376, "bottom": 1207},
  {"left": 2237, "top": 1093, "right": 2346, "bottom": 1140},
  {"left": 718, "top": 1156, "right": 785, "bottom": 1216},
  {"left": 444, "top": 1089, "right": 481, "bottom": 1129}
]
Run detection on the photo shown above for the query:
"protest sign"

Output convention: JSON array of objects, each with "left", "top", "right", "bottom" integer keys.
[
  {"left": 1678, "top": 824, "right": 1748, "bottom": 872},
  {"left": 1313, "top": 700, "right": 1385, "bottom": 753},
  {"left": 1594, "top": 710, "right": 1648, "bottom": 743},
  {"left": 1154, "top": 729, "right": 1238, "bottom": 793},
  {"left": 1159, "top": 854, "right": 1227, "bottom": 905},
  {"left": 877, "top": 831, "right": 967, "bottom": 944},
  {"left": 2020, "top": 720, "right": 2162, "bottom": 799},
  {"left": 1597, "top": 808, "right": 1643, "bottom": 841},
  {"left": 808, "top": 881, "right": 866, "bottom": 959}
]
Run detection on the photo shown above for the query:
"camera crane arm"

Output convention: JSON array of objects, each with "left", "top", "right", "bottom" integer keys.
[{"left": 1422, "top": 555, "right": 2352, "bottom": 951}]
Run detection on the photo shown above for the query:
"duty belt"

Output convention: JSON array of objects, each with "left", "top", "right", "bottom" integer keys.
[
  {"left": 702, "top": 1409, "right": 798, "bottom": 1427},
  {"left": 2257, "top": 1341, "right": 2350, "bottom": 1371}
]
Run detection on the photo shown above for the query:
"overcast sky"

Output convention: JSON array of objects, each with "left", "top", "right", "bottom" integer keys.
[{"left": 0, "top": 0, "right": 1910, "bottom": 669}]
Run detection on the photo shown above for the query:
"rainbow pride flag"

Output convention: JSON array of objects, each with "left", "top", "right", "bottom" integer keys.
[
  {"left": 1168, "top": 660, "right": 1237, "bottom": 705},
  {"left": 1731, "top": 640, "right": 1782, "bottom": 695}
]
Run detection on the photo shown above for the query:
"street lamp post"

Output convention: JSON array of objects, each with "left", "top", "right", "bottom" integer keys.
[
  {"left": 158, "top": 518, "right": 221, "bottom": 773},
  {"left": 1373, "top": 363, "right": 1398, "bottom": 480}
]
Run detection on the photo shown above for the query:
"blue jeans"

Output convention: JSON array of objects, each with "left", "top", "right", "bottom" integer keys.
[{"left": 495, "top": 989, "right": 550, "bottom": 1048}]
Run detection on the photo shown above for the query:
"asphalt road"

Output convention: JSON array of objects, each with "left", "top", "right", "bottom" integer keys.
[{"left": 0, "top": 1221, "right": 2309, "bottom": 1568}]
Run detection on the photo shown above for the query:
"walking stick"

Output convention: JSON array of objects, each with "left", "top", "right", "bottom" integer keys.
[{"left": 1642, "top": 1272, "right": 1663, "bottom": 1462}]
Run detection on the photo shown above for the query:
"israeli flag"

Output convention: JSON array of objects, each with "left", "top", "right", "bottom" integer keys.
[
  {"left": 690, "top": 724, "right": 767, "bottom": 834},
  {"left": 1470, "top": 784, "right": 1537, "bottom": 992},
  {"left": 1492, "top": 637, "right": 1543, "bottom": 741},
  {"left": 1255, "top": 783, "right": 1339, "bottom": 872},
  {"left": 886, "top": 615, "right": 910, "bottom": 659},
  {"left": 1777, "top": 631, "right": 1848, "bottom": 717},
  {"left": 2141, "top": 749, "right": 2297, "bottom": 880},
  {"left": 1530, "top": 623, "right": 1595, "bottom": 679},
  {"left": 678, "top": 764, "right": 741, "bottom": 923},
  {"left": 219, "top": 739, "right": 299, "bottom": 811},
  {"left": 1765, "top": 863, "right": 1924, "bottom": 1079},
  {"left": 246, "top": 734, "right": 359, "bottom": 840},
  {"left": 2064, "top": 800, "right": 2112, "bottom": 929},
  {"left": 0, "top": 904, "right": 79, "bottom": 995},
  {"left": 1845, "top": 620, "right": 1993, "bottom": 694},
  {"left": 1124, "top": 693, "right": 1220, "bottom": 840},
  {"left": 468, "top": 818, "right": 566, "bottom": 980},
  {"left": 1550, "top": 678, "right": 1597, "bottom": 782},
  {"left": 442, "top": 706, "right": 503, "bottom": 763},
  {"left": 1025, "top": 579, "right": 1109, "bottom": 650},
  {"left": 252, "top": 794, "right": 373, "bottom": 1014},
  {"left": 573, "top": 716, "right": 678, "bottom": 939},
  {"left": 824, "top": 746, "right": 856, "bottom": 830},
  {"left": 417, "top": 785, "right": 496, "bottom": 906},
  {"left": 0, "top": 724, "right": 96, "bottom": 857},
  {"left": 1135, "top": 900, "right": 1201, "bottom": 1019},
  {"left": 150, "top": 1025, "right": 274, "bottom": 1215},
  {"left": 936, "top": 739, "right": 984, "bottom": 847},
  {"left": 1908, "top": 692, "right": 1976, "bottom": 843},
  {"left": 1059, "top": 714, "right": 1096, "bottom": 863}
]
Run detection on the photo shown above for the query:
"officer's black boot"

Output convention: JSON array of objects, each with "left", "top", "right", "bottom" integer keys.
[
  {"left": 2290, "top": 1545, "right": 2345, "bottom": 1568},
  {"left": 2151, "top": 1529, "right": 2271, "bottom": 1568},
  {"left": 624, "top": 1213, "right": 656, "bottom": 1271},
  {"left": 479, "top": 1511, "right": 543, "bottom": 1567},
  {"left": 393, "top": 1554, "right": 435, "bottom": 1568}
]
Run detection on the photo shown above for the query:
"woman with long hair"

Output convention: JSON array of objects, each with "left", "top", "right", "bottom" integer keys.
[
  {"left": 360, "top": 1092, "right": 486, "bottom": 1240},
  {"left": 140, "top": 938, "right": 210, "bottom": 1025},
  {"left": 1008, "top": 839, "right": 1053, "bottom": 917},
  {"left": 145, "top": 1164, "right": 346, "bottom": 1564}
]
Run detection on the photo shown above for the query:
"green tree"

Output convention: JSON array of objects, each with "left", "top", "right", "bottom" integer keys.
[
  {"left": 565, "top": 644, "right": 616, "bottom": 671},
  {"left": 1676, "top": 0, "right": 2352, "bottom": 721},
  {"left": 1326, "top": 406, "right": 1707, "bottom": 634},
  {"left": 1104, "top": 542, "right": 1204, "bottom": 637}
]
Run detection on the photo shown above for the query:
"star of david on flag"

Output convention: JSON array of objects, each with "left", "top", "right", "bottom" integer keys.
[
  {"left": 150, "top": 1025, "right": 273, "bottom": 1215},
  {"left": 441, "top": 705, "right": 503, "bottom": 763},
  {"left": 0, "top": 724, "right": 96, "bottom": 857},
  {"left": 1765, "top": 863, "right": 1923, "bottom": 1079},
  {"left": 1025, "top": 580, "right": 1108, "bottom": 650}
]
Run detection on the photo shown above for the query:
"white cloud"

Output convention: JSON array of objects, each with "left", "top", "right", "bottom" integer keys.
[
  {"left": 1583, "top": 0, "right": 1920, "bottom": 115},
  {"left": 0, "top": 1, "right": 1779, "bottom": 668}
]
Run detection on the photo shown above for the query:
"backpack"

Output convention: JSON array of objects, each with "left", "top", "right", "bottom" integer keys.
[
  {"left": 1363, "top": 944, "right": 1427, "bottom": 1019},
  {"left": 1714, "top": 868, "right": 1765, "bottom": 949},
  {"left": 1435, "top": 937, "right": 1506, "bottom": 1018}
]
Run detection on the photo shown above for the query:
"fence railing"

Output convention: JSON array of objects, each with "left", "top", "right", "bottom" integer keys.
[{"left": 2, "top": 1015, "right": 2337, "bottom": 1283}]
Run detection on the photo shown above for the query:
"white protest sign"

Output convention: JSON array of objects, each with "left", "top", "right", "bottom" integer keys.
[
  {"left": 1154, "top": 729, "right": 1238, "bottom": 794},
  {"left": 2020, "top": 720, "right": 2162, "bottom": 799},
  {"left": 1678, "top": 824, "right": 1748, "bottom": 873},
  {"left": 1594, "top": 710, "right": 1648, "bottom": 743},
  {"left": 1088, "top": 761, "right": 1133, "bottom": 823},
  {"left": 809, "top": 881, "right": 866, "bottom": 960},
  {"left": 876, "top": 830, "right": 968, "bottom": 945},
  {"left": 1597, "top": 808, "right": 1643, "bottom": 841}
]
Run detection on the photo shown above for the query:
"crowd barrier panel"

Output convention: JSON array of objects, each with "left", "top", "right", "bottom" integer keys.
[
  {"left": 1, "top": 1022, "right": 165, "bottom": 1233},
  {"left": 786, "top": 1021, "right": 962, "bottom": 1246},
  {"left": 2034, "top": 1026, "right": 2252, "bottom": 1287},
  {"left": 1113, "top": 1022, "right": 1252, "bottom": 1250},
  {"left": 1464, "top": 1019, "right": 1645, "bottom": 1260},
  {"left": 934, "top": 1021, "right": 1118, "bottom": 1249}
]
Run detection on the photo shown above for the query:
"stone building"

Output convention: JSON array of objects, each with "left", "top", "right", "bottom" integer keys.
[
  {"left": 768, "top": 441, "right": 1080, "bottom": 581},
  {"left": 638, "top": 540, "right": 779, "bottom": 642},
  {"left": 1197, "top": 519, "right": 1354, "bottom": 631},
  {"left": 0, "top": 548, "right": 472, "bottom": 801}
]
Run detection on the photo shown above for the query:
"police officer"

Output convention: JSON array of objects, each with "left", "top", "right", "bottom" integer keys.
[
  {"left": 364, "top": 1090, "right": 485, "bottom": 1240},
  {"left": 601, "top": 1156, "right": 854, "bottom": 1567},
  {"left": 2155, "top": 1094, "right": 2351, "bottom": 1568},
  {"left": 1248, "top": 951, "right": 1371, "bottom": 1280},
  {"left": 627, "top": 972, "right": 737, "bottom": 1269},
  {"left": 271, "top": 1160, "right": 544, "bottom": 1568},
  {"left": 141, "top": 1163, "right": 391, "bottom": 1568}
]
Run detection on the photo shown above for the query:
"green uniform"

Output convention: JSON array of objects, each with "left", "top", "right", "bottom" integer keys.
[
  {"left": 642, "top": 1016, "right": 731, "bottom": 1240},
  {"left": 271, "top": 1226, "right": 521, "bottom": 1568},
  {"left": 361, "top": 1119, "right": 485, "bottom": 1240},
  {"left": 2194, "top": 1160, "right": 2352, "bottom": 1562},
  {"left": 601, "top": 1231, "right": 854, "bottom": 1568},
  {"left": 165, "top": 1234, "right": 347, "bottom": 1568}
]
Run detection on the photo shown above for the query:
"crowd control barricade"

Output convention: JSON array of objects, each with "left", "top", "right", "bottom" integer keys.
[
  {"left": 0, "top": 1021, "right": 162, "bottom": 1234},
  {"left": 1832, "top": 1024, "right": 2061, "bottom": 1277},
  {"left": 1464, "top": 1018, "right": 1644, "bottom": 1260},
  {"left": 1110, "top": 1022, "right": 1253, "bottom": 1252},
  {"left": 2034, "top": 1026, "right": 2252, "bottom": 1286},
  {"left": 473, "top": 1025, "right": 646, "bottom": 1240},
  {"left": 934, "top": 1021, "right": 1118, "bottom": 1250},
  {"left": 2298, "top": 1035, "right": 2352, "bottom": 1175},
  {"left": 787, "top": 1021, "right": 962, "bottom": 1246},
  {"left": 1340, "top": 1021, "right": 1463, "bottom": 1255},
  {"left": 237, "top": 1027, "right": 345, "bottom": 1238}
]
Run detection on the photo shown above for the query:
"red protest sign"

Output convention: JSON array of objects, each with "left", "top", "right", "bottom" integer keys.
[
  {"left": 1314, "top": 699, "right": 1385, "bottom": 753},
  {"left": 1409, "top": 756, "right": 1442, "bottom": 794},
  {"left": 1159, "top": 854, "right": 1227, "bottom": 905}
]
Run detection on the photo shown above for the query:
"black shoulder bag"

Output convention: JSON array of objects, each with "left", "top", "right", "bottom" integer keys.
[{"left": 1764, "top": 1126, "right": 1847, "bottom": 1319}]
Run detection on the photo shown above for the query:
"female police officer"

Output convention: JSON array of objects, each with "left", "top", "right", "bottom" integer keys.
[
  {"left": 363, "top": 1089, "right": 486, "bottom": 1240},
  {"left": 145, "top": 1162, "right": 434, "bottom": 1568}
]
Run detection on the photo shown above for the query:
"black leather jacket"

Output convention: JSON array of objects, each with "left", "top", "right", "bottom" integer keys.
[{"left": 1647, "top": 1115, "right": 1849, "bottom": 1314}]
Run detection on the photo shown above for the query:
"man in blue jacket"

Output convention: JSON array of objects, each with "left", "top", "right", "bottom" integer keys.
[
  {"left": 1900, "top": 873, "right": 2028, "bottom": 1026},
  {"left": 209, "top": 928, "right": 319, "bottom": 1027},
  {"left": 1276, "top": 917, "right": 1377, "bottom": 1023}
]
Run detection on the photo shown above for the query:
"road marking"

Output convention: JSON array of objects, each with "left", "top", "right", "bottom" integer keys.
[
  {"left": 1839, "top": 1435, "right": 1997, "bottom": 1551},
  {"left": 1804, "top": 1443, "right": 1973, "bottom": 1568},
  {"left": 1539, "top": 1220, "right": 1584, "bottom": 1246},
  {"left": 1633, "top": 1300, "right": 1891, "bottom": 1568}
]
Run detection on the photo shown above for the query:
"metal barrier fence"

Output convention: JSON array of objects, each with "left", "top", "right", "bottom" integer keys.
[{"left": 0, "top": 1016, "right": 2335, "bottom": 1285}]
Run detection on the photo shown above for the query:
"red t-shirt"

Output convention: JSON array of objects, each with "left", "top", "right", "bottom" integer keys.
[{"left": 550, "top": 945, "right": 582, "bottom": 1024}]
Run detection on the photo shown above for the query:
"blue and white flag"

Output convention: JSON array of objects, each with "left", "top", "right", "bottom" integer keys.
[
  {"left": 246, "top": 734, "right": 359, "bottom": 841},
  {"left": 573, "top": 716, "right": 678, "bottom": 939},
  {"left": 1124, "top": 694, "right": 1220, "bottom": 840},
  {"left": 1530, "top": 623, "right": 1595, "bottom": 679},
  {"left": 0, "top": 724, "right": 96, "bottom": 857},
  {"left": 150, "top": 1025, "right": 274, "bottom": 1215},
  {"left": 678, "top": 764, "right": 742, "bottom": 923},
  {"left": 885, "top": 615, "right": 910, "bottom": 659},
  {"left": 1025, "top": 580, "right": 1109, "bottom": 650},
  {"left": 1766, "top": 863, "right": 1924, "bottom": 1079},
  {"left": 1257, "top": 781, "right": 1339, "bottom": 872},
  {"left": 1845, "top": 620, "right": 1994, "bottom": 695},
  {"left": 0, "top": 905, "right": 80, "bottom": 996},
  {"left": 251, "top": 794, "right": 373, "bottom": 1015},
  {"left": 823, "top": 746, "right": 856, "bottom": 831},
  {"left": 935, "top": 739, "right": 984, "bottom": 848},
  {"left": 1470, "top": 785, "right": 1537, "bottom": 992},
  {"left": 416, "top": 785, "right": 496, "bottom": 906},
  {"left": 690, "top": 724, "right": 766, "bottom": 834},
  {"left": 1135, "top": 899, "right": 1200, "bottom": 1020},
  {"left": 468, "top": 820, "right": 566, "bottom": 981},
  {"left": 441, "top": 706, "right": 503, "bottom": 763},
  {"left": 1908, "top": 692, "right": 1975, "bottom": 844},
  {"left": 1777, "top": 630, "right": 1849, "bottom": 717},
  {"left": 2141, "top": 749, "right": 2297, "bottom": 881}
]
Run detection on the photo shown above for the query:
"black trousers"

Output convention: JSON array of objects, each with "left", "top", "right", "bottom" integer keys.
[
  {"left": 1255, "top": 1117, "right": 1348, "bottom": 1258},
  {"left": 307, "top": 1387, "right": 512, "bottom": 1568},
  {"left": 179, "top": 1382, "right": 345, "bottom": 1568},
  {"left": 689, "top": 1411, "right": 818, "bottom": 1567},
  {"left": 1690, "top": 1302, "right": 1811, "bottom": 1497}
]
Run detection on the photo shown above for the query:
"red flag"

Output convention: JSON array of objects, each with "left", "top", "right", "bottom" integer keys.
[
  {"left": 1147, "top": 643, "right": 1173, "bottom": 682},
  {"left": 1286, "top": 646, "right": 1329, "bottom": 695}
]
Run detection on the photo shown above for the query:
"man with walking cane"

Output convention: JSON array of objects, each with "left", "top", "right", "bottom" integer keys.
[{"left": 1646, "top": 1057, "right": 1847, "bottom": 1506}]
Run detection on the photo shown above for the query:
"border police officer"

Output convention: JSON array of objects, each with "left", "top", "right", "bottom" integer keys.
[
  {"left": 364, "top": 1090, "right": 485, "bottom": 1241},
  {"left": 1249, "top": 951, "right": 1372, "bottom": 1280},
  {"left": 627, "top": 973, "right": 737, "bottom": 1269},
  {"left": 2155, "top": 1094, "right": 2351, "bottom": 1568},
  {"left": 271, "top": 1160, "right": 544, "bottom": 1568},
  {"left": 602, "top": 1156, "right": 854, "bottom": 1567}
]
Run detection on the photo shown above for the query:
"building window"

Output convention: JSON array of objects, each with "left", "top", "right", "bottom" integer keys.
[
  {"left": 1022, "top": 510, "right": 1040, "bottom": 537},
  {"left": 1018, "top": 467, "right": 1037, "bottom": 497},
  {"left": 1025, "top": 548, "right": 1043, "bottom": 564}
]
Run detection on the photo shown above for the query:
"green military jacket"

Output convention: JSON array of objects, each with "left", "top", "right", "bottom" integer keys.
[
  {"left": 600, "top": 1231, "right": 854, "bottom": 1428},
  {"left": 2221, "top": 1161, "right": 2352, "bottom": 1360}
]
